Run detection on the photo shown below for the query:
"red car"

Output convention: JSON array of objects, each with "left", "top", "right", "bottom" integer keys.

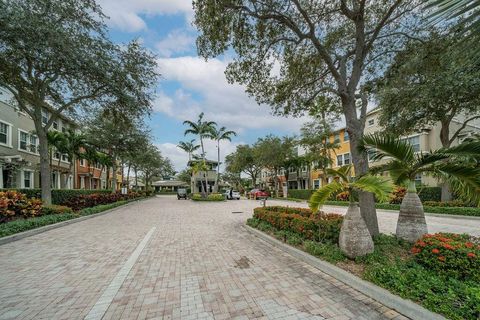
[{"left": 248, "top": 189, "right": 270, "bottom": 199}]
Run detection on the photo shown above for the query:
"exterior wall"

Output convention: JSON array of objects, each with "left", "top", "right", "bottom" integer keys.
[
  {"left": 309, "top": 109, "right": 480, "bottom": 188},
  {"left": 0, "top": 99, "right": 73, "bottom": 189}
]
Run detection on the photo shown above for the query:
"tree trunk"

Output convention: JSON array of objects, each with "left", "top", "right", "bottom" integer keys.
[
  {"left": 345, "top": 111, "right": 379, "bottom": 236},
  {"left": 126, "top": 163, "right": 131, "bottom": 188},
  {"left": 37, "top": 128, "right": 52, "bottom": 204},
  {"left": 111, "top": 160, "right": 117, "bottom": 193},
  {"left": 396, "top": 181, "right": 428, "bottom": 242},
  {"left": 439, "top": 123, "right": 453, "bottom": 201},
  {"left": 339, "top": 203, "right": 374, "bottom": 258},
  {"left": 134, "top": 167, "right": 138, "bottom": 189},
  {"left": 215, "top": 140, "right": 220, "bottom": 192}
]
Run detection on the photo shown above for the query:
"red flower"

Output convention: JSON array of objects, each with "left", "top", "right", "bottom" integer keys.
[
  {"left": 467, "top": 252, "right": 476, "bottom": 258},
  {"left": 411, "top": 247, "right": 421, "bottom": 254},
  {"left": 443, "top": 244, "right": 455, "bottom": 250},
  {"left": 417, "top": 241, "right": 426, "bottom": 247},
  {"left": 465, "top": 242, "right": 474, "bottom": 248},
  {"left": 431, "top": 248, "right": 440, "bottom": 254},
  {"left": 438, "top": 256, "right": 446, "bottom": 262}
]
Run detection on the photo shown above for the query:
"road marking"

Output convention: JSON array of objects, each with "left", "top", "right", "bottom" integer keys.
[{"left": 84, "top": 227, "right": 156, "bottom": 320}]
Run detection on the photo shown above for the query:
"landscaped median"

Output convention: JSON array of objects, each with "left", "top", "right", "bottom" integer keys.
[
  {"left": 247, "top": 206, "right": 480, "bottom": 320},
  {"left": 191, "top": 193, "right": 225, "bottom": 201},
  {"left": 0, "top": 190, "right": 150, "bottom": 239}
]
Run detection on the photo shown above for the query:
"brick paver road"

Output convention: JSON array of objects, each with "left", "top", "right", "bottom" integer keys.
[{"left": 1, "top": 195, "right": 459, "bottom": 320}]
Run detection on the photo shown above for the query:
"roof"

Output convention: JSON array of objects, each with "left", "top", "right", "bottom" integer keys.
[
  {"left": 129, "top": 181, "right": 145, "bottom": 187},
  {"left": 152, "top": 180, "right": 189, "bottom": 187}
]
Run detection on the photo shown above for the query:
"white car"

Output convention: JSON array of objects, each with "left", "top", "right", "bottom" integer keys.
[{"left": 224, "top": 190, "right": 241, "bottom": 200}]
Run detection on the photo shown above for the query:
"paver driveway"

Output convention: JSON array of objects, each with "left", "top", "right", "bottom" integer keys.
[{"left": 0, "top": 196, "right": 422, "bottom": 320}]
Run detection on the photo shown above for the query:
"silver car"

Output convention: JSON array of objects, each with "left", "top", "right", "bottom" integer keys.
[{"left": 224, "top": 190, "right": 241, "bottom": 200}]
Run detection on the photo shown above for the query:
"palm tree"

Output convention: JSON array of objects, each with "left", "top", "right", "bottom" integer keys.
[
  {"left": 46, "top": 131, "right": 66, "bottom": 188},
  {"left": 206, "top": 126, "right": 236, "bottom": 192},
  {"left": 359, "top": 133, "right": 480, "bottom": 242},
  {"left": 62, "top": 130, "right": 87, "bottom": 189},
  {"left": 309, "top": 165, "right": 393, "bottom": 258},
  {"left": 177, "top": 139, "right": 200, "bottom": 161},
  {"left": 183, "top": 113, "right": 217, "bottom": 196},
  {"left": 96, "top": 152, "right": 114, "bottom": 189}
]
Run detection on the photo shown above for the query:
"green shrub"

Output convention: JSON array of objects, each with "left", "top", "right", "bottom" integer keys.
[
  {"left": 287, "top": 189, "right": 314, "bottom": 200},
  {"left": 423, "top": 200, "right": 477, "bottom": 208},
  {"left": 303, "top": 240, "right": 346, "bottom": 263},
  {"left": 364, "top": 260, "right": 480, "bottom": 320},
  {"left": 417, "top": 186, "right": 441, "bottom": 202},
  {"left": 411, "top": 233, "right": 480, "bottom": 282},
  {"left": 0, "top": 188, "right": 112, "bottom": 205},
  {"left": 253, "top": 206, "right": 343, "bottom": 243},
  {"left": 0, "top": 213, "right": 79, "bottom": 237},
  {"left": 41, "top": 205, "right": 73, "bottom": 215},
  {"left": 79, "top": 200, "right": 129, "bottom": 215},
  {"left": 191, "top": 193, "right": 225, "bottom": 201}
]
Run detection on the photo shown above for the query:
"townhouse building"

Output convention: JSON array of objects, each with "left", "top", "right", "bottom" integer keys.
[
  {"left": 188, "top": 159, "right": 219, "bottom": 193},
  {"left": 309, "top": 108, "right": 480, "bottom": 189},
  {"left": 0, "top": 89, "right": 74, "bottom": 189},
  {"left": 1, "top": 88, "right": 122, "bottom": 191}
]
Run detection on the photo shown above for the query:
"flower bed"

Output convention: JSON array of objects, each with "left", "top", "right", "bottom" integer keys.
[
  {"left": 0, "top": 191, "right": 43, "bottom": 222},
  {"left": 64, "top": 192, "right": 142, "bottom": 211},
  {"left": 247, "top": 206, "right": 480, "bottom": 320}
]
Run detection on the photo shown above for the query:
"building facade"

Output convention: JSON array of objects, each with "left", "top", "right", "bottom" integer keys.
[{"left": 1, "top": 90, "right": 74, "bottom": 190}]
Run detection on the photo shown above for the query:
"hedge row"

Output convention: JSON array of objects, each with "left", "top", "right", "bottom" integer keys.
[
  {"left": 324, "top": 201, "right": 480, "bottom": 217},
  {"left": 191, "top": 193, "right": 225, "bottom": 201},
  {"left": 0, "top": 188, "right": 112, "bottom": 205}
]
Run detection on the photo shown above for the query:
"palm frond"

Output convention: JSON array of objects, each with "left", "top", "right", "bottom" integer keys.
[
  {"left": 359, "top": 133, "right": 415, "bottom": 164},
  {"left": 432, "top": 164, "right": 480, "bottom": 204},
  {"left": 308, "top": 181, "right": 344, "bottom": 212},
  {"left": 426, "top": 0, "right": 480, "bottom": 35},
  {"left": 351, "top": 175, "right": 394, "bottom": 203},
  {"left": 325, "top": 165, "right": 352, "bottom": 182},
  {"left": 437, "top": 141, "right": 480, "bottom": 157},
  {"left": 413, "top": 153, "right": 450, "bottom": 170}
]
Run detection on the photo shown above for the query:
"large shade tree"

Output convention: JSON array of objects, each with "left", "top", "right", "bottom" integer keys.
[
  {"left": 0, "top": 0, "right": 158, "bottom": 203},
  {"left": 193, "top": 0, "right": 426, "bottom": 236},
  {"left": 225, "top": 145, "right": 262, "bottom": 188}
]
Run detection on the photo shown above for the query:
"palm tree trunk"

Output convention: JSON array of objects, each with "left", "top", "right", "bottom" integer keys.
[
  {"left": 339, "top": 202, "right": 374, "bottom": 258},
  {"left": 215, "top": 140, "right": 220, "bottom": 193},
  {"left": 126, "top": 163, "right": 131, "bottom": 188},
  {"left": 200, "top": 137, "right": 208, "bottom": 197},
  {"left": 396, "top": 181, "right": 428, "bottom": 242}
]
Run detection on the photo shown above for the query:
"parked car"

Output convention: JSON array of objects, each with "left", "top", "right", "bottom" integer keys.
[
  {"left": 224, "top": 190, "right": 241, "bottom": 200},
  {"left": 177, "top": 188, "right": 187, "bottom": 200},
  {"left": 247, "top": 189, "right": 269, "bottom": 199}
]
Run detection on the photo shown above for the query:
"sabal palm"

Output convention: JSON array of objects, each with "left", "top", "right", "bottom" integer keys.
[
  {"left": 359, "top": 133, "right": 480, "bottom": 242},
  {"left": 309, "top": 165, "right": 393, "bottom": 258},
  {"left": 183, "top": 113, "right": 217, "bottom": 195},
  {"left": 177, "top": 139, "right": 200, "bottom": 161},
  {"left": 207, "top": 126, "right": 236, "bottom": 192}
]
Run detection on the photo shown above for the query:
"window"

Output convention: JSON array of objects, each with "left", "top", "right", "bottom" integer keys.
[
  {"left": 289, "top": 167, "right": 296, "bottom": 173},
  {"left": 80, "top": 159, "right": 85, "bottom": 167},
  {"left": 53, "top": 148, "right": 60, "bottom": 160},
  {"left": 0, "top": 122, "right": 9, "bottom": 145},
  {"left": 23, "top": 171, "right": 32, "bottom": 189},
  {"left": 41, "top": 109, "right": 49, "bottom": 125},
  {"left": 403, "top": 135, "right": 420, "bottom": 152},
  {"left": 367, "top": 119, "right": 375, "bottom": 126},
  {"left": 29, "top": 135, "right": 37, "bottom": 153},
  {"left": 344, "top": 131, "right": 349, "bottom": 142},
  {"left": 337, "top": 155, "right": 343, "bottom": 166},
  {"left": 53, "top": 121, "right": 59, "bottom": 130},
  {"left": 313, "top": 180, "right": 320, "bottom": 189},
  {"left": 337, "top": 153, "right": 350, "bottom": 166},
  {"left": 19, "top": 131, "right": 28, "bottom": 151},
  {"left": 62, "top": 154, "right": 69, "bottom": 162},
  {"left": 62, "top": 126, "right": 66, "bottom": 133},
  {"left": 334, "top": 133, "right": 340, "bottom": 143}
]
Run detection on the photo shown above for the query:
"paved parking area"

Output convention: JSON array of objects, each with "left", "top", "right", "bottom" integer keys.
[{"left": 1, "top": 195, "right": 467, "bottom": 320}]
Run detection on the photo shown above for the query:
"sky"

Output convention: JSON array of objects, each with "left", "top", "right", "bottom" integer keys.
[{"left": 98, "top": 0, "right": 310, "bottom": 172}]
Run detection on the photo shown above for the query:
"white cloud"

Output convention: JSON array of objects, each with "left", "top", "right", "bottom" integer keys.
[
  {"left": 157, "top": 139, "right": 243, "bottom": 172},
  {"left": 156, "top": 29, "right": 195, "bottom": 57},
  {"left": 98, "top": 0, "right": 192, "bottom": 32},
  {"left": 155, "top": 56, "right": 309, "bottom": 133}
]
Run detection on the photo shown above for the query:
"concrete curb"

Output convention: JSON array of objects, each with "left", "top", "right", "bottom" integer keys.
[
  {"left": 243, "top": 225, "right": 446, "bottom": 320},
  {"left": 0, "top": 198, "right": 149, "bottom": 246}
]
